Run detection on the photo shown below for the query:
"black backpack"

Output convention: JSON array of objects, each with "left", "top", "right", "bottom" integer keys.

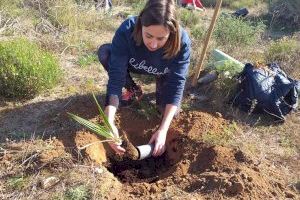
[{"left": 232, "top": 63, "right": 300, "bottom": 120}]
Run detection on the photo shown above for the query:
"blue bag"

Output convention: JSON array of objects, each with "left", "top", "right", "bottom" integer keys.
[{"left": 232, "top": 63, "right": 300, "bottom": 120}]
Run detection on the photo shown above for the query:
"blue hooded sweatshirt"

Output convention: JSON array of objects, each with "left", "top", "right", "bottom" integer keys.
[{"left": 107, "top": 16, "right": 191, "bottom": 106}]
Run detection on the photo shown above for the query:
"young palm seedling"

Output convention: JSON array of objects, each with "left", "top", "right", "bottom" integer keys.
[
  {"left": 68, "top": 93, "right": 122, "bottom": 145},
  {"left": 68, "top": 94, "right": 153, "bottom": 160}
]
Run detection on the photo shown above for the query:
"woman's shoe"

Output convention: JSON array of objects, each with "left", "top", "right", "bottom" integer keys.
[{"left": 121, "top": 85, "right": 143, "bottom": 107}]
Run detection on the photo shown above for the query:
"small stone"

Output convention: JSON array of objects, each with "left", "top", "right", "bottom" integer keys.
[
  {"left": 40, "top": 177, "right": 60, "bottom": 189},
  {"left": 215, "top": 112, "right": 222, "bottom": 118},
  {"left": 94, "top": 167, "right": 104, "bottom": 174},
  {"left": 285, "top": 191, "right": 295, "bottom": 198},
  {"left": 223, "top": 180, "right": 232, "bottom": 187}
]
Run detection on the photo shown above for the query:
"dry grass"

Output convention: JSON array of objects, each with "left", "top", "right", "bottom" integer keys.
[
  {"left": 0, "top": 136, "right": 121, "bottom": 199},
  {"left": 1, "top": 0, "right": 121, "bottom": 55}
]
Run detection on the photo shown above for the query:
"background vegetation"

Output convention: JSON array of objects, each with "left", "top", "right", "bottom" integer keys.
[{"left": 0, "top": 38, "right": 61, "bottom": 98}]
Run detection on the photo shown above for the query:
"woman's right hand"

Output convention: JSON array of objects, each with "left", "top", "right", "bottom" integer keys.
[
  {"left": 105, "top": 105, "right": 125, "bottom": 154},
  {"left": 109, "top": 123, "right": 126, "bottom": 155}
]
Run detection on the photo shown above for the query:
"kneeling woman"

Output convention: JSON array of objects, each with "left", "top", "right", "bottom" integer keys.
[{"left": 98, "top": 0, "right": 191, "bottom": 157}]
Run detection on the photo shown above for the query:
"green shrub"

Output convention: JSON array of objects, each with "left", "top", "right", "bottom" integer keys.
[
  {"left": 230, "top": 0, "right": 258, "bottom": 9},
  {"left": 264, "top": 37, "right": 300, "bottom": 77},
  {"left": 265, "top": 37, "right": 300, "bottom": 63},
  {"left": 7, "top": 176, "right": 27, "bottom": 190},
  {"left": 0, "top": 38, "right": 61, "bottom": 98},
  {"left": 201, "top": 0, "right": 265, "bottom": 9},
  {"left": 191, "top": 24, "right": 206, "bottom": 41},
  {"left": 78, "top": 53, "right": 98, "bottom": 67},
  {"left": 126, "top": 0, "right": 146, "bottom": 15},
  {"left": 178, "top": 8, "right": 200, "bottom": 28},
  {"left": 0, "top": 0, "right": 23, "bottom": 17},
  {"left": 214, "top": 15, "right": 265, "bottom": 48},
  {"left": 112, "top": 0, "right": 144, "bottom": 5},
  {"left": 65, "top": 185, "right": 90, "bottom": 200}
]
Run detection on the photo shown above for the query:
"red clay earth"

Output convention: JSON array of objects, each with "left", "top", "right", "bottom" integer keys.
[
  {"left": 68, "top": 108, "right": 296, "bottom": 199},
  {"left": 1, "top": 108, "right": 297, "bottom": 199}
]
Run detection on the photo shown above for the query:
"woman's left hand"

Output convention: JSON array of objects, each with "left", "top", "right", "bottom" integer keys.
[{"left": 148, "top": 128, "right": 168, "bottom": 157}]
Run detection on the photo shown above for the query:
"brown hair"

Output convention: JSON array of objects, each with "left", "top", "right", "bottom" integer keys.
[{"left": 132, "top": 0, "right": 181, "bottom": 59}]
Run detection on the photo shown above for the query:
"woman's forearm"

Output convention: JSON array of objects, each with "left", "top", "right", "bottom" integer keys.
[
  {"left": 105, "top": 105, "right": 117, "bottom": 124},
  {"left": 158, "top": 104, "right": 178, "bottom": 131}
]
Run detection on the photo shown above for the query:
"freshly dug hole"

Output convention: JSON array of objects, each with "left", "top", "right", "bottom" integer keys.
[{"left": 106, "top": 130, "right": 184, "bottom": 183}]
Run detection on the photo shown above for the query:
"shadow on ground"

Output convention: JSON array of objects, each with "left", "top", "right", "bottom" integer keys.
[{"left": 0, "top": 93, "right": 107, "bottom": 143}]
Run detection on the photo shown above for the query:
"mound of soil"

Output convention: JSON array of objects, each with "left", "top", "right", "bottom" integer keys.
[
  {"left": 3, "top": 108, "right": 295, "bottom": 199},
  {"left": 74, "top": 130, "right": 107, "bottom": 163}
]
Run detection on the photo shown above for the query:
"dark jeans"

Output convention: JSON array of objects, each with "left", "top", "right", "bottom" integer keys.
[{"left": 97, "top": 43, "right": 167, "bottom": 109}]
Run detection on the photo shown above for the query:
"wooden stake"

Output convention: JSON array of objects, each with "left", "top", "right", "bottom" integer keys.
[{"left": 191, "top": 0, "right": 223, "bottom": 87}]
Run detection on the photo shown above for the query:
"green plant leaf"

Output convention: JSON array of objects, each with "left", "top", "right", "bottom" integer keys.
[
  {"left": 92, "top": 93, "right": 113, "bottom": 132},
  {"left": 68, "top": 112, "right": 113, "bottom": 139}
]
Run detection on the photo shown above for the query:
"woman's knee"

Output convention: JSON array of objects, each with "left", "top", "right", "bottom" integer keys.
[{"left": 97, "top": 43, "right": 111, "bottom": 70}]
